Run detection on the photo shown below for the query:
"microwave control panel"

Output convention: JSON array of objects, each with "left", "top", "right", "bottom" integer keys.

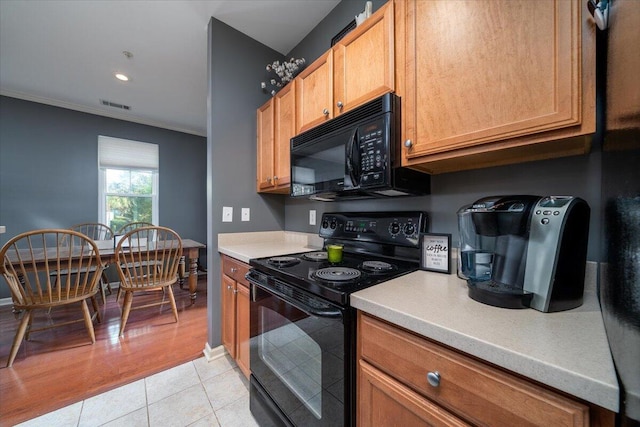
[{"left": 358, "top": 120, "right": 388, "bottom": 187}]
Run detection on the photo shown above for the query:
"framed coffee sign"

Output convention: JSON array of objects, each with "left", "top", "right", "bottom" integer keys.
[{"left": 420, "top": 233, "right": 451, "bottom": 274}]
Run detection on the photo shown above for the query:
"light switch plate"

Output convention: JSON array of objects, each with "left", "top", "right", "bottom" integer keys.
[
  {"left": 222, "top": 206, "right": 233, "bottom": 222},
  {"left": 241, "top": 208, "right": 250, "bottom": 222},
  {"left": 309, "top": 210, "right": 316, "bottom": 226}
]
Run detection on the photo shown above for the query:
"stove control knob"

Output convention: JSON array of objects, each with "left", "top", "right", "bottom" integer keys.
[
  {"left": 322, "top": 220, "right": 329, "bottom": 229},
  {"left": 403, "top": 223, "right": 416, "bottom": 236},
  {"left": 389, "top": 222, "right": 400, "bottom": 235},
  {"left": 330, "top": 220, "right": 337, "bottom": 229}
]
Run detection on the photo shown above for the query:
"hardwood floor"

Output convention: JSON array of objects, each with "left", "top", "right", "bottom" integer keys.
[{"left": 0, "top": 276, "right": 208, "bottom": 426}]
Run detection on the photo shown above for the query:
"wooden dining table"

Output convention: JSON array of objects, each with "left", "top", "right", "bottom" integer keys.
[{"left": 93, "top": 239, "right": 206, "bottom": 303}]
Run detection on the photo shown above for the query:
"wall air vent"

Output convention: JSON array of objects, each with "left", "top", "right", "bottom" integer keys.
[{"left": 99, "top": 99, "right": 131, "bottom": 110}]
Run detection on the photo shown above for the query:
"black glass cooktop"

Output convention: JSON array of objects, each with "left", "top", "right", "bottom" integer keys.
[{"left": 249, "top": 250, "right": 419, "bottom": 306}]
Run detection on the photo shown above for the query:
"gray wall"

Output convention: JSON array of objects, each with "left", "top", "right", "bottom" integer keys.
[
  {"left": 0, "top": 95, "right": 207, "bottom": 298},
  {"left": 206, "top": 18, "right": 287, "bottom": 347}
]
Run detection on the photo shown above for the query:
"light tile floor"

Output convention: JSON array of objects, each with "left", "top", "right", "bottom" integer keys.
[{"left": 16, "top": 355, "right": 260, "bottom": 427}]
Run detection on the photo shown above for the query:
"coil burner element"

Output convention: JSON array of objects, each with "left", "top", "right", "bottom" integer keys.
[
  {"left": 314, "top": 267, "right": 361, "bottom": 282},
  {"left": 267, "top": 256, "right": 300, "bottom": 268},
  {"left": 360, "top": 260, "right": 396, "bottom": 274},
  {"left": 302, "top": 251, "right": 328, "bottom": 261}
]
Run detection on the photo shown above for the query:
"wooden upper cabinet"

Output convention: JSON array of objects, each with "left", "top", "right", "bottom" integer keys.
[
  {"left": 296, "top": 50, "right": 333, "bottom": 133},
  {"left": 273, "top": 80, "right": 295, "bottom": 190},
  {"left": 257, "top": 81, "right": 295, "bottom": 194},
  {"left": 296, "top": 1, "right": 395, "bottom": 134},
  {"left": 257, "top": 98, "right": 275, "bottom": 191},
  {"left": 333, "top": 0, "right": 395, "bottom": 116},
  {"left": 397, "top": 0, "right": 596, "bottom": 174}
]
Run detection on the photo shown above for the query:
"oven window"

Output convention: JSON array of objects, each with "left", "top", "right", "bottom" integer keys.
[
  {"left": 259, "top": 307, "right": 323, "bottom": 419},
  {"left": 251, "top": 290, "right": 345, "bottom": 426}
]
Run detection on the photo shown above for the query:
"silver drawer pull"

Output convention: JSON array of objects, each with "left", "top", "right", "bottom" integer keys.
[
  {"left": 427, "top": 371, "right": 441, "bottom": 387},
  {"left": 227, "top": 284, "right": 233, "bottom": 290},
  {"left": 230, "top": 267, "right": 237, "bottom": 273}
]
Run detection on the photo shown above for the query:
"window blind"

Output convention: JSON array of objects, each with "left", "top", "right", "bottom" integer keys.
[{"left": 98, "top": 136, "right": 158, "bottom": 170}]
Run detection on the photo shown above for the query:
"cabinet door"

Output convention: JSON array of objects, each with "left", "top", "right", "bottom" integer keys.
[
  {"left": 273, "top": 80, "right": 295, "bottom": 191},
  {"left": 400, "top": 0, "right": 592, "bottom": 172},
  {"left": 359, "top": 313, "right": 590, "bottom": 427},
  {"left": 236, "top": 282, "right": 250, "bottom": 379},
  {"left": 333, "top": 1, "right": 394, "bottom": 116},
  {"left": 359, "top": 360, "right": 469, "bottom": 427},
  {"left": 221, "top": 274, "right": 237, "bottom": 359},
  {"left": 296, "top": 50, "right": 333, "bottom": 133},
  {"left": 257, "top": 98, "right": 275, "bottom": 191}
]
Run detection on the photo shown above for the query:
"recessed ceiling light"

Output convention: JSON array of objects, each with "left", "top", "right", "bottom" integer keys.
[{"left": 115, "top": 73, "right": 129, "bottom": 82}]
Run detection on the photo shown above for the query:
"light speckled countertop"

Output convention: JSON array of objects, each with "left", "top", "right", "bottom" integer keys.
[
  {"left": 217, "top": 232, "right": 619, "bottom": 413},
  {"left": 351, "top": 264, "right": 619, "bottom": 412},
  {"left": 218, "top": 231, "right": 323, "bottom": 263}
]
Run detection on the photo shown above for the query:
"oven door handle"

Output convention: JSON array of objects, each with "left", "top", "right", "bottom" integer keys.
[{"left": 247, "top": 275, "right": 343, "bottom": 319}]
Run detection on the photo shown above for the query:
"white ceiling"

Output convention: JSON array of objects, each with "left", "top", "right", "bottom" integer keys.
[{"left": 0, "top": 0, "right": 341, "bottom": 137}]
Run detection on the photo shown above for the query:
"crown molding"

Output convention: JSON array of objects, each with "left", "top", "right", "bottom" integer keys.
[{"left": 0, "top": 89, "right": 206, "bottom": 137}]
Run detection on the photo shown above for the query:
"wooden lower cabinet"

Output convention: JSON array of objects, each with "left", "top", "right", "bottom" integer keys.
[
  {"left": 359, "top": 359, "right": 469, "bottom": 426},
  {"left": 220, "top": 254, "right": 250, "bottom": 378},
  {"left": 357, "top": 312, "right": 614, "bottom": 427}
]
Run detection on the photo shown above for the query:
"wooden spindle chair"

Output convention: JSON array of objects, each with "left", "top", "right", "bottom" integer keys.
[
  {"left": 0, "top": 229, "right": 104, "bottom": 367},
  {"left": 67, "top": 222, "right": 114, "bottom": 303},
  {"left": 114, "top": 226, "right": 182, "bottom": 336}
]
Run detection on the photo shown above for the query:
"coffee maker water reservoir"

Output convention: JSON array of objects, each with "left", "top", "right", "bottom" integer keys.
[{"left": 457, "top": 195, "right": 590, "bottom": 312}]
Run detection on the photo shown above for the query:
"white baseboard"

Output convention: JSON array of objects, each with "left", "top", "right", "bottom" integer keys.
[
  {"left": 203, "top": 343, "right": 227, "bottom": 362},
  {"left": 0, "top": 297, "right": 12, "bottom": 307}
]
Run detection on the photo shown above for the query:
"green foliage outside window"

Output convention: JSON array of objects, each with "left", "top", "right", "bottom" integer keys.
[{"left": 105, "top": 169, "right": 154, "bottom": 231}]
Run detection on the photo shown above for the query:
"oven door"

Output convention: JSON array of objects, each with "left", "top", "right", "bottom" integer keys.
[{"left": 248, "top": 273, "right": 349, "bottom": 427}]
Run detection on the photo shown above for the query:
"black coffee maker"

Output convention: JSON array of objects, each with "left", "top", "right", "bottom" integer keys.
[{"left": 457, "top": 195, "right": 590, "bottom": 312}]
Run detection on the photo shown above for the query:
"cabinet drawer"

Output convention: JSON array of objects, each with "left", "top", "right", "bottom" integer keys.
[
  {"left": 359, "top": 359, "right": 470, "bottom": 427},
  {"left": 221, "top": 255, "right": 250, "bottom": 286},
  {"left": 358, "top": 313, "right": 589, "bottom": 427}
]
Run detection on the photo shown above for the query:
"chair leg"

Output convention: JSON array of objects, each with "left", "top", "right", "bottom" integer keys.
[
  {"left": 119, "top": 291, "right": 134, "bottom": 336},
  {"left": 7, "top": 310, "right": 32, "bottom": 367},
  {"left": 100, "top": 280, "right": 107, "bottom": 304},
  {"left": 101, "top": 271, "right": 112, "bottom": 295},
  {"left": 167, "top": 285, "right": 179, "bottom": 323},
  {"left": 81, "top": 300, "right": 96, "bottom": 344},
  {"left": 90, "top": 296, "right": 102, "bottom": 323}
]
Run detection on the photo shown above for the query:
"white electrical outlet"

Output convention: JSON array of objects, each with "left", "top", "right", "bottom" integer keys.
[
  {"left": 242, "top": 208, "right": 250, "bottom": 222},
  {"left": 222, "top": 206, "right": 233, "bottom": 222},
  {"left": 309, "top": 210, "right": 316, "bottom": 226}
]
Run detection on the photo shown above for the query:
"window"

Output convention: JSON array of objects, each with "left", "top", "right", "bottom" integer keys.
[{"left": 98, "top": 136, "right": 159, "bottom": 231}]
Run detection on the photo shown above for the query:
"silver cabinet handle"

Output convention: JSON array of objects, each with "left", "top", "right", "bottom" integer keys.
[
  {"left": 404, "top": 139, "right": 413, "bottom": 148},
  {"left": 274, "top": 176, "right": 278, "bottom": 181},
  {"left": 233, "top": 289, "right": 238, "bottom": 294},
  {"left": 323, "top": 108, "right": 329, "bottom": 116},
  {"left": 427, "top": 371, "right": 440, "bottom": 387},
  {"left": 266, "top": 177, "right": 272, "bottom": 183},
  {"left": 230, "top": 267, "right": 237, "bottom": 273},
  {"left": 227, "top": 284, "right": 233, "bottom": 290},
  {"left": 337, "top": 101, "right": 344, "bottom": 110}
]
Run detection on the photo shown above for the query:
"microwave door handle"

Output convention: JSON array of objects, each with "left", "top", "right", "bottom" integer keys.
[{"left": 346, "top": 129, "right": 361, "bottom": 187}]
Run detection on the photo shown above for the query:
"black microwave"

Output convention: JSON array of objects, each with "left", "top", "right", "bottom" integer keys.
[{"left": 290, "top": 93, "right": 430, "bottom": 201}]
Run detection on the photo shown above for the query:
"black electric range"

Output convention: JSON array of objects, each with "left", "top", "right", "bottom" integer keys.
[
  {"left": 248, "top": 249, "right": 422, "bottom": 306},
  {"left": 247, "top": 211, "right": 428, "bottom": 427}
]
